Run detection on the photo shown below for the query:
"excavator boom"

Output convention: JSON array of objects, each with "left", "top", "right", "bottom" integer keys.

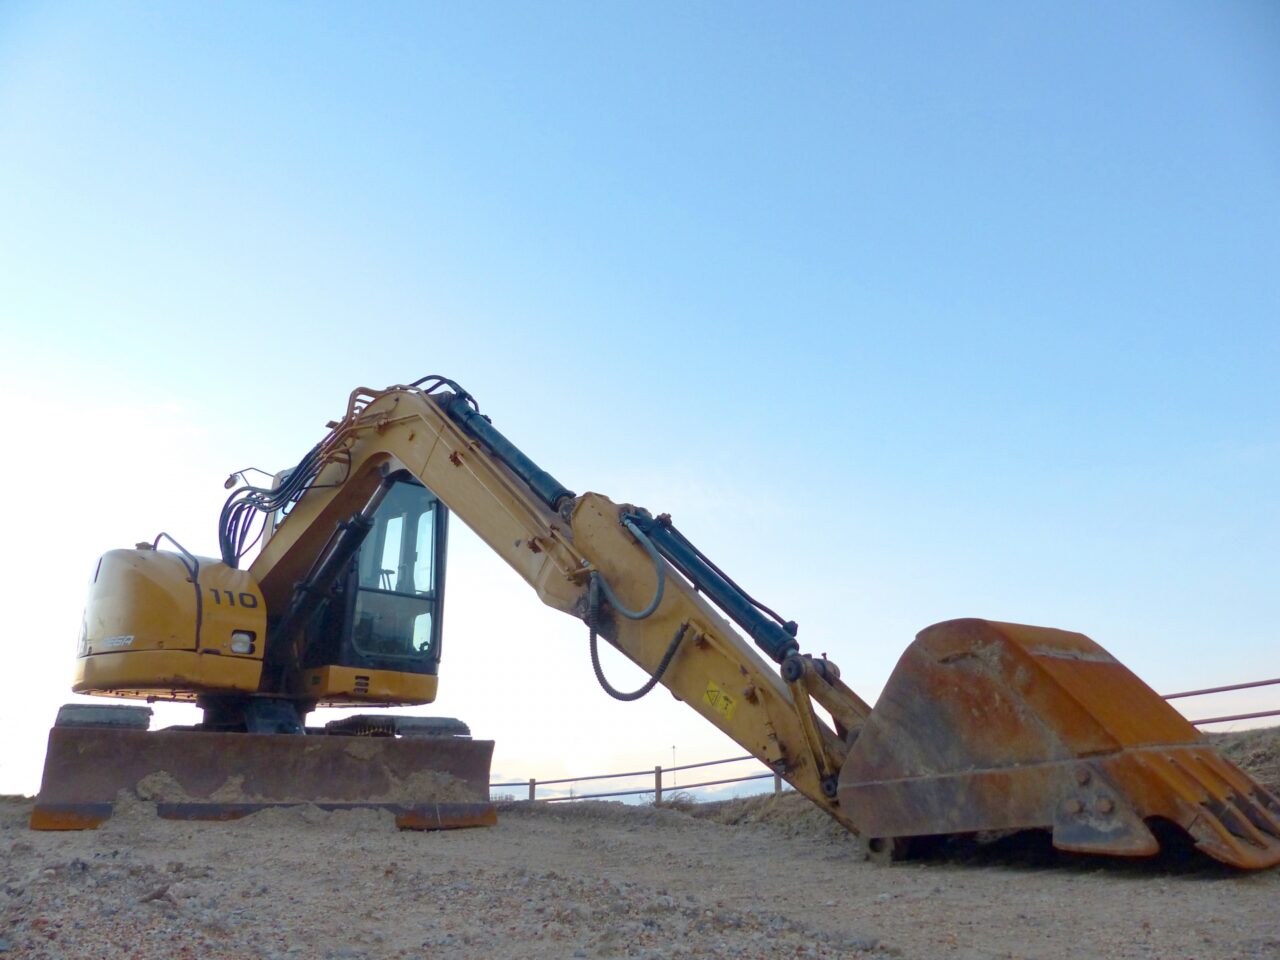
[{"left": 34, "top": 378, "right": 1280, "bottom": 869}]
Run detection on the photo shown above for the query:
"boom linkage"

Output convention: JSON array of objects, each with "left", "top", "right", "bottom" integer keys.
[{"left": 249, "top": 383, "right": 871, "bottom": 826}]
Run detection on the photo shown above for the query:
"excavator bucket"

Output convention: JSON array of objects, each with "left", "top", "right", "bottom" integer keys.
[
  {"left": 839, "top": 619, "right": 1280, "bottom": 868},
  {"left": 31, "top": 713, "right": 495, "bottom": 831}
]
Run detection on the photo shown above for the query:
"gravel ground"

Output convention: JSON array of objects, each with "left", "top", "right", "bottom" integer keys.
[{"left": 3, "top": 780, "right": 1280, "bottom": 960}]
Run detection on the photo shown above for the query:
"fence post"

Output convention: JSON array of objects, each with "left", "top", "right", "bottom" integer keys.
[
  {"left": 528, "top": 778, "right": 536, "bottom": 802},
  {"left": 774, "top": 772, "right": 782, "bottom": 796},
  {"left": 654, "top": 765, "right": 663, "bottom": 805}
]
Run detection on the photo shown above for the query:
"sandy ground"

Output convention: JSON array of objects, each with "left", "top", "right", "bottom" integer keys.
[{"left": 2, "top": 728, "right": 1279, "bottom": 960}]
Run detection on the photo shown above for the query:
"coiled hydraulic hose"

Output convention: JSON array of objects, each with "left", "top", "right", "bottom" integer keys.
[
  {"left": 593, "top": 516, "right": 666, "bottom": 619},
  {"left": 586, "top": 517, "right": 684, "bottom": 701}
]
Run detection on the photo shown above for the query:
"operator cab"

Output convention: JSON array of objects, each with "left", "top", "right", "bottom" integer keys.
[{"left": 298, "top": 474, "right": 449, "bottom": 699}]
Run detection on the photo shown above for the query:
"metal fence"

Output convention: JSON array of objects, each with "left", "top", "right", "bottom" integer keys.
[
  {"left": 490, "top": 754, "right": 778, "bottom": 803},
  {"left": 492, "top": 675, "right": 1280, "bottom": 803},
  {"left": 1166, "top": 676, "right": 1280, "bottom": 726}
]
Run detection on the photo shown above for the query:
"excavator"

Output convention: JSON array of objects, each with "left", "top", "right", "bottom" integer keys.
[{"left": 32, "top": 377, "right": 1280, "bottom": 869}]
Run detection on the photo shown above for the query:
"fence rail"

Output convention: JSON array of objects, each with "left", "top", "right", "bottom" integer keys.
[
  {"left": 1168, "top": 677, "right": 1280, "bottom": 725},
  {"left": 1165, "top": 677, "right": 1280, "bottom": 700},
  {"left": 492, "top": 754, "right": 781, "bottom": 803},
  {"left": 493, "top": 674, "right": 1278, "bottom": 802}
]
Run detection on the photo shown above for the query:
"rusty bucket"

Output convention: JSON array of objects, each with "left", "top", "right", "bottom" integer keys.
[{"left": 838, "top": 619, "right": 1280, "bottom": 869}]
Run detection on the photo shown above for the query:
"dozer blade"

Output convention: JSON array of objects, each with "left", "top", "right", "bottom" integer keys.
[
  {"left": 838, "top": 619, "right": 1280, "bottom": 869},
  {"left": 31, "top": 726, "right": 496, "bottom": 831}
]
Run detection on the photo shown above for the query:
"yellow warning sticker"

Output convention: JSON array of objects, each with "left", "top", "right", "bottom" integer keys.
[{"left": 703, "top": 681, "right": 736, "bottom": 721}]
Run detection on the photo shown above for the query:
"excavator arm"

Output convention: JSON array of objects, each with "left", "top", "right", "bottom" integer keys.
[{"left": 245, "top": 380, "right": 864, "bottom": 827}]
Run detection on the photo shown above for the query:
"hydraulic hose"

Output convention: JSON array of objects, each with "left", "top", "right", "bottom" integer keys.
[
  {"left": 590, "top": 620, "right": 687, "bottom": 702},
  {"left": 588, "top": 573, "right": 688, "bottom": 702},
  {"left": 591, "top": 517, "right": 666, "bottom": 620},
  {"left": 585, "top": 519, "right": 681, "bottom": 701}
]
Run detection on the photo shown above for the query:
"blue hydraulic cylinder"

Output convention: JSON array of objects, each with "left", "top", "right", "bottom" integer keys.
[{"left": 623, "top": 513, "right": 800, "bottom": 664}]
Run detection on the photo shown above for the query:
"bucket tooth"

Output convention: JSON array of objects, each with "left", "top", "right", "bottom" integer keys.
[
  {"left": 837, "top": 618, "right": 1280, "bottom": 869},
  {"left": 31, "top": 725, "right": 496, "bottom": 831},
  {"left": 1115, "top": 748, "right": 1280, "bottom": 869}
]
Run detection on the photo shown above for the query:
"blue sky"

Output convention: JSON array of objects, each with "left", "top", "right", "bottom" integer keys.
[{"left": 1, "top": 3, "right": 1277, "bottom": 794}]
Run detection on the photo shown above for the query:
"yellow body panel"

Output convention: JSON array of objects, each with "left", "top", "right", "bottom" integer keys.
[
  {"left": 303, "top": 665, "right": 438, "bottom": 706},
  {"left": 73, "top": 649, "right": 263, "bottom": 701},
  {"left": 77, "top": 548, "right": 265, "bottom": 700}
]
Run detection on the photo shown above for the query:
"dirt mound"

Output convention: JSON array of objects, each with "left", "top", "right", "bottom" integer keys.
[
  {"left": 673, "top": 790, "right": 857, "bottom": 843},
  {"left": 500, "top": 798, "right": 698, "bottom": 829},
  {"left": 124, "top": 765, "right": 479, "bottom": 804},
  {"left": 1209, "top": 725, "right": 1280, "bottom": 792},
  {"left": 238, "top": 804, "right": 399, "bottom": 833}
]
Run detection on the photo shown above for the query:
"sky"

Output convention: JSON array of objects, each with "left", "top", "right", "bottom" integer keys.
[{"left": 0, "top": 2, "right": 1277, "bottom": 798}]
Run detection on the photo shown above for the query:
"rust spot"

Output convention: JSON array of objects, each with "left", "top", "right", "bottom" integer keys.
[
  {"left": 743, "top": 685, "right": 759, "bottom": 705},
  {"left": 28, "top": 808, "right": 108, "bottom": 830},
  {"left": 527, "top": 539, "right": 542, "bottom": 554},
  {"left": 449, "top": 451, "right": 463, "bottom": 467}
]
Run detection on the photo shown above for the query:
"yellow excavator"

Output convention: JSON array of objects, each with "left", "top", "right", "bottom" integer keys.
[{"left": 33, "top": 377, "right": 1280, "bottom": 869}]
